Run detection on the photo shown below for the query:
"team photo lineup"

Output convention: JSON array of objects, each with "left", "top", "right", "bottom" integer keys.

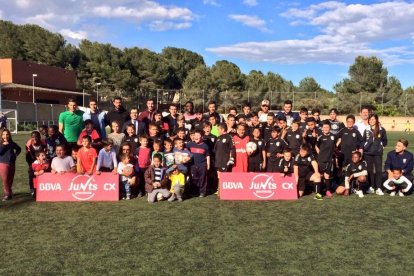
[{"left": 1, "top": 96, "right": 412, "bottom": 202}]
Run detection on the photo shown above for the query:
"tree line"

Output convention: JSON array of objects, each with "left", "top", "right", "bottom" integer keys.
[{"left": 1, "top": 20, "right": 413, "bottom": 115}]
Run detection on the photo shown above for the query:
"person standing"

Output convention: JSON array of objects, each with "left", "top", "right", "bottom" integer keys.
[
  {"left": 277, "top": 100, "right": 299, "bottom": 127},
  {"left": 0, "top": 129, "right": 21, "bottom": 201},
  {"left": 138, "top": 98, "right": 156, "bottom": 126},
  {"left": 122, "top": 107, "right": 146, "bottom": 136},
  {"left": 83, "top": 99, "right": 107, "bottom": 139},
  {"left": 58, "top": 98, "right": 84, "bottom": 150},
  {"left": 355, "top": 106, "right": 371, "bottom": 136},
  {"left": 258, "top": 100, "right": 270, "bottom": 123},
  {"left": 105, "top": 96, "right": 130, "bottom": 131}
]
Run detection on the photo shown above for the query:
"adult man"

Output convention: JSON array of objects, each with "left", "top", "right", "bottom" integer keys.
[
  {"left": 277, "top": 100, "right": 299, "bottom": 127},
  {"left": 203, "top": 101, "right": 223, "bottom": 123},
  {"left": 58, "top": 98, "right": 84, "bottom": 146},
  {"left": 258, "top": 100, "right": 270, "bottom": 123},
  {"left": 163, "top": 104, "right": 179, "bottom": 136},
  {"left": 183, "top": 101, "right": 196, "bottom": 122},
  {"left": 83, "top": 99, "right": 106, "bottom": 139},
  {"left": 105, "top": 96, "right": 130, "bottom": 131},
  {"left": 122, "top": 107, "right": 146, "bottom": 136},
  {"left": 138, "top": 98, "right": 156, "bottom": 125},
  {"left": 355, "top": 106, "right": 370, "bottom": 136}
]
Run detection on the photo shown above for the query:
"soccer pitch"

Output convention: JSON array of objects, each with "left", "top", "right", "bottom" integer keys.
[{"left": 1, "top": 132, "right": 414, "bottom": 275}]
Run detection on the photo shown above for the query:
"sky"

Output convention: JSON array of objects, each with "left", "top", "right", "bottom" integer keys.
[{"left": 1, "top": 0, "right": 414, "bottom": 91}]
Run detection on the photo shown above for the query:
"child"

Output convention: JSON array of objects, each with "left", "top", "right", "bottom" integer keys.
[
  {"left": 336, "top": 115, "right": 363, "bottom": 169},
  {"left": 303, "top": 117, "right": 320, "bottom": 156},
  {"left": 144, "top": 154, "right": 170, "bottom": 203},
  {"left": 294, "top": 144, "right": 322, "bottom": 199},
  {"left": 96, "top": 138, "right": 118, "bottom": 174},
  {"left": 226, "top": 114, "right": 237, "bottom": 135},
  {"left": 163, "top": 139, "right": 175, "bottom": 169},
  {"left": 315, "top": 120, "right": 337, "bottom": 198},
  {"left": 248, "top": 127, "right": 266, "bottom": 172},
  {"left": 77, "top": 119, "right": 101, "bottom": 149},
  {"left": 209, "top": 114, "right": 219, "bottom": 137},
  {"left": 152, "top": 140, "right": 164, "bottom": 163},
  {"left": 266, "top": 126, "right": 288, "bottom": 172},
  {"left": 383, "top": 168, "right": 413, "bottom": 197},
  {"left": 172, "top": 138, "right": 192, "bottom": 175},
  {"left": 214, "top": 123, "right": 235, "bottom": 195},
  {"left": 233, "top": 124, "right": 249, "bottom": 173},
  {"left": 26, "top": 131, "right": 47, "bottom": 195},
  {"left": 262, "top": 113, "right": 276, "bottom": 142},
  {"left": 277, "top": 149, "right": 294, "bottom": 175},
  {"left": 344, "top": 151, "right": 368, "bottom": 198},
  {"left": 148, "top": 123, "right": 163, "bottom": 149},
  {"left": 31, "top": 151, "right": 50, "bottom": 197},
  {"left": 123, "top": 123, "right": 139, "bottom": 154},
  {"left": 192, "top": 109, "right": 205, "bottom": 131},
  {"left": 136, "top": 135, "right": 152, "bottom": 197},
  {"left": 45, "top": 125, "right": 67, "bottom": 160},
  {"left": 187, "top": 129, "right": 210, "bottom": 197},
  {"left": 107, "top": 121, "right": 125, "bottom": 154},
  {"left": 298, "top": 107, "right": 308, "bottom": 133},
  {"left": 168, "top": 165, "right": 185, "bottom": 202},
  {"left": 51, "top": 144, "right": 76, "bottom": 174},
  {"left": 77, "top": 135, "right": 98, "bottom": 175},
  {"left": 153, "top": 111, "right": 169, "bottom": 137},
  {"left": 0, "top": 129, "right": 22, "bottom": 201},
  {"left": 117, "top": 153, "right": 135, "bottom": 200},
  {"left": 285, "top": 120, "right": 303, "bottom": 156},
  {"left": 71, "top": 145, "right": 80, "bottom": 167}
]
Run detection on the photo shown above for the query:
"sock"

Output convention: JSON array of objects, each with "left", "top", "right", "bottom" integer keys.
[{"left": 315, "top": 182, "right": 321, "bottom": 194}]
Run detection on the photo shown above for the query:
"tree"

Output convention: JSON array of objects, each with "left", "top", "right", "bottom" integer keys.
[{"left": 210, "top": 60, "right": 245, "bottom": 92}]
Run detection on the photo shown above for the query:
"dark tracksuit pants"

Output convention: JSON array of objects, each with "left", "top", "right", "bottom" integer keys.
[{"left": 191, "top": 163, "right": 207, "bottom": 195}]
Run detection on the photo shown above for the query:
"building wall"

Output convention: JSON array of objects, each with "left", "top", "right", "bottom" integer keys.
[
  {"left": 0, "top": 59, "right": 13, "bottom": 83},
  {"left": 1, "top": 88, "right": 88, "bottom": 105}
]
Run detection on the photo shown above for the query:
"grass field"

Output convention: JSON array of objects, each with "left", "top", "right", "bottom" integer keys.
[{"left": 1, "top": 132, "right": 414, "bottom": 275}]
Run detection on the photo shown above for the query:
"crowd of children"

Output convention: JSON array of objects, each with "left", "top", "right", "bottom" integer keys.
[{"left": 1, "top": 98, "right": 413, "bottom": 202}]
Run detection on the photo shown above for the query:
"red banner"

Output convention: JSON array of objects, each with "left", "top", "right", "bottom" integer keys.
[
  {"left": 220, "top": 173, "right": 297, "bottom": 200},
  {"left": 36, "top": 173, "right": 119, "bottom": 202}
]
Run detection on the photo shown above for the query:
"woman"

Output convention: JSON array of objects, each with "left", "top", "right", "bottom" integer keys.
[
  {"left": 384, "top": 138, "right": 413, "bottom": 182},
  {"left": 0, "top": 129, "right": 22, "bottom": 201},
  {"left": 362, "top": 114, "right": 387, "bottom": 195}
]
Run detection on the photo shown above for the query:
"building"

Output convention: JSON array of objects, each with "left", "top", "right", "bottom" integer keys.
[{"left": 0, "top": 58, "right": 89, "bottom": 105}]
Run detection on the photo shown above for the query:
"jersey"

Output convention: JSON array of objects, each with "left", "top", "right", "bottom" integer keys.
[
  {"left": 303, "top": 128, "right": 321, "bottom": 155},
  {"left": 329, "top": 120, "right": 345, "bottom": 136},
  {"left": 265, "top": 137, "right": 287, "bottom": 163},
  {"left": 345, "top": 160, "right": 368, "bottom": 177},
  {"left": 285, "top": 129, "right": 303, "bottom": 156},
  {"left": 277, "top": 158, "right": 294, "bottom": 174},
  {"left": 214, "top": 133, "right": 235, "bottom": 169},
  {"left": 316, "top": 133, "right": 336, "bottom": 164},
  {"left": 233, "top": 135, "right": 249, "bottom": 172},
  {"left": 248, "top": 138, "right": 265, "bottom": 164},
  {"left": 294, "top": 154, "right": 316, "bottom": 178}
]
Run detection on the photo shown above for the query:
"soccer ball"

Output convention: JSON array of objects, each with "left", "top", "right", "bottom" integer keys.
[
  {"left": 157, "top": 192, "right": 164, "bottom": 201},
  {"left": 246, "top": 142, "right": 257, "bottom": 154},
  {"left": 122, "top": 165, "right": 134, "bottom": 177}
]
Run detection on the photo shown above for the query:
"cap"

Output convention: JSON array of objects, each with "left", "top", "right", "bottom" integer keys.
[{"left": 261, "top": 100, "right": 270, "bottom": 106}]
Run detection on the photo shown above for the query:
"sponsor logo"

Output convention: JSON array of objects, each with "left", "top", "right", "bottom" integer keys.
[
  {"left": 68, "top": 175, "right": 98, "bottom": 201},
  {"left": 222, "top": 182, "right": 244, "bottom": 189},
  {"left": 249, "top": 174, "right": 277, "bottom": 199}
]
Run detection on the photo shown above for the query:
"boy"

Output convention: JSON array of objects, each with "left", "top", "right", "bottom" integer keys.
[
  {"left": 77, "top": 119, "right": 101, "bottom": 149},
  {"left": 117, "top": 153, "right": 135, "bottom": 200},
  {"left": 31, "top": 151, "right": 50, "bottom": 197},
  {"left": 148, "top": 123, "right": 163, "bottom": 149},
  {"left": 294, "top": 144, "right": 322, "bottom": 199},
  {"left": 168, "top": 165, "right": 185, "bottom": 202},
  {"left": 383, "top": 168, "right": 413, "bottom": 197},
  {"left": 315, "top": 121, "right": 336, "bottom": 198},
  {"left": 248, "top": 127, "right": 266, "bottom": 172},
  {"left": 152, "top": 140, "right": 164, "bottom": 163},
  {"left": 262, "top": 112, "right": 276, "bottom": 143},
  {"left": 285, "top": 120, "right": 302, "bottom": 156},
  {"left": 144, "top": 154, "right": 170, "bottom": 203},
  {"left": 77, "top": 135, "right": 98, "bottom": 175},
  {"left": 328, "top": 108, "right": 345, "bottom": 136},
  {"left": 214, "top": 123, "right": 235, "bottom": 195},
  {"left": 163, "top": 139, "right": 175, "bottom": 169},
  {"left": 303, "top": 117, "right": 320, "bottom": 156},
  {"left": 187, "top": 129, "right": 210, "bottom": 197},
  {"left": 172, "top": 138, "right": 192, "bottom": 175},
  {"left": 96, "top": 138, "right": 118, "bottom": 174},
  {"left": 277, "top": 149, "right": 294, "bottom": 175},
  {"left": 26, "top": 131, "right": 47, "bottom": 195},
  {"left": 51, "top": 144, "right": 76, "bottom": 174},
  {"left": 45, "top": 125, "right": 67, "bottom": 160},
  {"left": 192, "top": 109, "right": 205, "bottom": 131},
  {"left": 124, "top": 123, "right": 139, "bottom": 154},
  {"left": 344, "top": 151, "right": 368, "bottom": 197},
  {"left": 266, "top": 126, "right": 287, "bottom": 172},
  {"left": 298, "top": 107, "right": 308, "bottom": 132},
  {"left": 336, "top": 115, "right": 363, "bottom": 169},
  {"left": 136, "top": 134, "right": 152, "bottom": 197},
  {"left": 209, "top": 114, "right": 219, "bottom": 137}
]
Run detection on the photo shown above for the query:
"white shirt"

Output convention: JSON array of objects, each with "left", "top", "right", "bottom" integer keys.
[
  {"left": 97, "top": 148, "right": 118, "bottom": 171},
  {"left": 51, "top": 156, "right": 75, "bottom": 173},
  {"left": 355, "top": 120, "right": 369, "bottom": 136}
]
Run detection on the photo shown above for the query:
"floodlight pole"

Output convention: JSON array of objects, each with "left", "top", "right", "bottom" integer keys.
[
  {"left": 96, "top": 82, "right": 101, "bottom": 105},
  {"left": 32, "top": 74, "right": 38, "bottom": 103}
]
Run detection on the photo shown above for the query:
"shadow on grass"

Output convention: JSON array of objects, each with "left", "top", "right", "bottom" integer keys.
[{"left": 0, "top": 192, "right": 35, "bottom": 210}]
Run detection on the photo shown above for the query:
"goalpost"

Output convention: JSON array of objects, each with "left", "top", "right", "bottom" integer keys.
[{"left": 0, "top": 109, "right": 18, "bottom": 134}]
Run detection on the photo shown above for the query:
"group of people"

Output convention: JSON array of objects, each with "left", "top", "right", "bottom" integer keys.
[{"left": 0, "top": 96, "right": 413, "bottom": 202}]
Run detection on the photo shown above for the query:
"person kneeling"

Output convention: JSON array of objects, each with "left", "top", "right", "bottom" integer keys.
[
  {"left": 383, "top": 168, "right": 412, "bottom": 197},
  {"left": 342, "top": 151, "right": 368, "bottom": 198},
  {"left": 145, "top": 154, "right": 170, "bottom": 203}
]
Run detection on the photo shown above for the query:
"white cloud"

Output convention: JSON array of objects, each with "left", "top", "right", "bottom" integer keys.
[
  {"left": 243, "top": 0, "right": 258, "bottom": 7},
  {"left": 149, "top": 21, "right": 192, "bottom": 31},
  {"left": 229, "top": 14, "right": 271, "bottom": 33},
  {"left": 208, "top": 1, "right": 414, "bottom": 65},
  {"left": 59, "top": 28, "right": 88, "bottom": 40},
  {"left": 15, "top": 0, "right": 31, "bottom": 8},
  {"left": 203, "top": 0, "right": 220, "bottom": 6}
]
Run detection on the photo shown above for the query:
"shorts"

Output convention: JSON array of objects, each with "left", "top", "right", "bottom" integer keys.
[
  {"left": 216, "top": 166, "right": 231, "bottom": 173},
  {"left": 318, "top": 161, "right": 332, "bottom": 175},
  {"left": 298, "top": 172, "right": 314, "bottom": 192}
]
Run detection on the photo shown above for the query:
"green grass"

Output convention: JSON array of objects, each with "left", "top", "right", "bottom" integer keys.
[{"left": 1, "top": 132, "right": 414, "bottom": 275}]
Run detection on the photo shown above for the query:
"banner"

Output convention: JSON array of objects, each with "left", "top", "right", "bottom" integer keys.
[
  {"left": 36, "top": 173, "right": 119, "bottom": 202},
  {"left": 220, "top": 173, "right": 297, "bottom": 200}
]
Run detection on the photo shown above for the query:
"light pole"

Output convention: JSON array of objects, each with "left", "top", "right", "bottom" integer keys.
[
  {"left": 96, "top": 82, "right": 101, "bottom": 105},
  {"left": 32, "top": 74, "right": 38, "bottom": 103}
]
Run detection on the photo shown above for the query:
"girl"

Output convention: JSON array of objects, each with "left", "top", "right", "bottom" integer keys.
[
  {"left": 362, "top": 114, "right": 387, "bottom": 195},
  {"left": 107, "top": 121, "right": 125, "bottom": 154},
  {"left": 0, "top": 129, "right": 22, "bottom": 201}
]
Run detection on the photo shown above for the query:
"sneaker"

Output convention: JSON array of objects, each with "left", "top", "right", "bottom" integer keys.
[
  {"left": 199, "top": 193, "right": 206, "bottom": 198},
  {"left": 126, "top": 194, "right": 131, "bottom": 200},
  {"left": 314, "top": 193, "right": 323, "bottom": 200},
  {"left": 390, "top": 191, "right": 396, "bottom": 197},
  {"left": 375, "top": 188, "right": 384, "bottom": 196},
  {"left": 326, "top": 190, "right": 333, "bottom": 198},
  {"left": 136, "top": 192, "right": 143, "bottom": 198},
  {"left": 168, "top": 193, "right": 176, "bottom": 202},
  {"left": 367, "top": 187, "right": 375, "bottom": 194},
  {"left": 398, "top": 191, "right": 405, "bottom": 197},
  {"left": 178, "top": 197, "right": 183, "bottom": 202},
  {"left": 2, "top": 196, "right": 11, "bottom": 201},
  {"left": 356, "top": 190, "right": 364, "bottom": 198}
]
